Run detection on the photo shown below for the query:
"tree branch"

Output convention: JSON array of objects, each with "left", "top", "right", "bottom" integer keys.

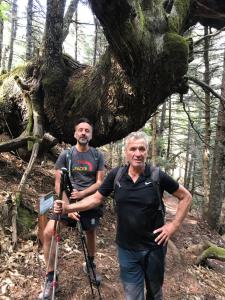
[
  {"left": 0, "top": 136, "right": 36, "bottom": 152},
  {"left": 180, "top": 95, "right": 211, "bottom": 147},
  {"left": 63, "top": 0, "right": 79, "bottom": 42},
  {"left": 194, "top": 26, "right": 225, "bottom": 47},
  {"left": 187, "top": 75, "right": 225, "bottom": 108}
]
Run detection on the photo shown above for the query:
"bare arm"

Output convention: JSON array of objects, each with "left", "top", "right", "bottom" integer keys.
[
  {"left": 54, "top": 191, "right": 105, "bottom": 215},
  {"left": 154, "top": 184, "right": 192, "bottom": 245}
]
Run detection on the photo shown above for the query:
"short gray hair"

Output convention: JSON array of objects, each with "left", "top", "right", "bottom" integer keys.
[{"left": 124, "top": 131, "right": 149, "bottom": 149}]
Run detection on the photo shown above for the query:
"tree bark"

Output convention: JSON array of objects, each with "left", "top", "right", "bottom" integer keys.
[
  {"left": 26, "top": 0, "right": 33, "bottom": 61},
  {"left": 62, "top": 0, "right": 79, "bottom": 42},
  {"left": 0, "top": 0, "right": 4, "bottom": 69},
  {"left": 93, "top": 16, "right": 99, "bottom": 66},
  {"left": 202, "top": 26, "right": 211, "bottom": 219},
  {"left": 7, "top": 0, "right": 17, "bottom": 71},
  {"left": 151, "top": 113, "right": 157, "bottom": 166},
  {"left": 0, "top": 0, "right": 225, "bottom": 150},
  {"left": 207, "top": 50, "right": 225, "bottom": 230}
]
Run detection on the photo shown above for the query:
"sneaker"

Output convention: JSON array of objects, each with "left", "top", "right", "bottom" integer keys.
[
  {"left": 83, "top": 261, "right": 102, "bottom": 286},
  {"left": 38, "top": 279, "right": 59, "bottom": 300}
]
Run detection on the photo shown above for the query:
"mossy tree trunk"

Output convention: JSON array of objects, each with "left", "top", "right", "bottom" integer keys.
[
  {"left": 0, "top": 0, "right": 225, "bottom": 243},
  {"left": 0, "top": 0, "right": 225, "bottom": 150}
]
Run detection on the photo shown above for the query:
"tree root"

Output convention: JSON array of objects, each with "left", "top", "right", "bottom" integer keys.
[
  {"left": 196, "top": 243, "right": 225, "bottom": 265},
  {"left": 188, "top": 241, "right": 225, "bottom": 267}
]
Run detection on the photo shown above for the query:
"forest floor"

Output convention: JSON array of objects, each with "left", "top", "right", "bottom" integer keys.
[{"left": 1, "top": 152, "right": 225, "bottom": 300}]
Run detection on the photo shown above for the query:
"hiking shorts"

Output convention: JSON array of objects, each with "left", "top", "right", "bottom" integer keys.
[
  {"left": 49, "top": 213, "right": 100, "bottom": 231},
  {"left": 118, "top": 246, "right": 167, "bottom": 300}
]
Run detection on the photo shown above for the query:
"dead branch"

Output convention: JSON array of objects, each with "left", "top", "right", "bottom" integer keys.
[
  {"left": 11, "top": 195, "right": 18, "bottom": 249},
  {"left": 0, "top": 136, "right": 36, "bottom": 152},
  {"left": 18, "top": 143, "right": 40, "bottom": 192},
  {"left": 187, "top": 75, "right": 225, "bottom": 107}
]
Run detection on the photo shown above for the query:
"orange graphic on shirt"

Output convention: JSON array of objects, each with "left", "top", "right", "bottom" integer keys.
[{"left": 73, "top": 160, "right": 93, "bottom": 172}]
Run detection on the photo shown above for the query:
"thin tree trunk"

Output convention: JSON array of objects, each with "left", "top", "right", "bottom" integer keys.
[
  {"left": 166, "top": 98, "right": 172, "bottom": 161},
  {"left": 93, "top": 17, "right": 99, "bottom": 66},
  {"left": 202, "top": 26, "right": 211, "bottom": 219},
  {"left": 1, "top": 46, "right": 9, "bottom": 71},
  {"left": 159, "top": 102, "right": 166, "bottom": 136},
  {"left": 26, "top": 0, "right": 33, "bottom": 61},
  {"left": 108, "top": 142, "right": 113, "bottom": 168},
  {"left": 74, "top": 9, "right": 78, "bottom": 61},
  {"left": 151, "top": 113, "right": 157, "bottom": 166},
  {"left": 7, "top": 0, "right": 18, "bottom": 71},
  {"left": 184, "top": 114, "right": 191, "bottom": 188},
  {"left": 42, "top": 0, "right": 66, "bottom": 67},
  {"left": 62, "top": 0, "right": 78, "bottom": 42},
  {"left": 207, "top": 49, "right": 225, "bottom": 230},
  {"left": 0, "top": 0, "right": 4, "bottom": 68}
]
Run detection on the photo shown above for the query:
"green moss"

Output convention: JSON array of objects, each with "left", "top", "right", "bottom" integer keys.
[
  {"left": 168, "top": 0, "right": 191, "bottom": 33},
  {"left": 202, "top": 246, "right": 225, "bottom": 260},
  {"left": 135, "top": 0, "right": 145, "bottom": 29},
  {"left": 15, "top": 191, "right": 22, "bottom": 205},
  {"left": 18, "top": 206, "right": 36, "bottom": 230},
  {"left": 162, "top": 32, "right": 189, "bottom": 77},
  {"left": 11, "top": 64, "right": 28, "bottom": 77}
]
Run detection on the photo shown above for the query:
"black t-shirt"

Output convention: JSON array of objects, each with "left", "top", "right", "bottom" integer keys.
[{"left": 98, "top": 165, "right": 179, "bottom": 250}]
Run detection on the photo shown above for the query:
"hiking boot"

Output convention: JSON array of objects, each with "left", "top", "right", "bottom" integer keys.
[
  {"left": 38, "top": 279, "right": 59, "bottom": 300},
  {"left": 83, "top": 261, "right": 102, "bottom": 286}
]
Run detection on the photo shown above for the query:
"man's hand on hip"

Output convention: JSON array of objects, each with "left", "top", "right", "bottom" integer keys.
[{"left": 153, "top": 221, "right": 179, "bottom": 246}]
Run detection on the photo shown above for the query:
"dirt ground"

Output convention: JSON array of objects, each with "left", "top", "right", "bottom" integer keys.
[{"left": 1, "top": 152, "right": 225, "bottom": 300}]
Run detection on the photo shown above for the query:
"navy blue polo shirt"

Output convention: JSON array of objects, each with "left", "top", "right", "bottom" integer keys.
[{"left": 98, "top": 165, "right": 179, "bottom": 250}]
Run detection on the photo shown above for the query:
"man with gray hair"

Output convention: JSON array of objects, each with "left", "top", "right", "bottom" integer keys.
[{"left": 54, "top": 131, "right": 192, "bottom": 300}]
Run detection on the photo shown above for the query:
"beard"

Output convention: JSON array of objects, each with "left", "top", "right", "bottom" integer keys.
[{"left": 77, "top": 137, "right": 89, "bottom": 145}]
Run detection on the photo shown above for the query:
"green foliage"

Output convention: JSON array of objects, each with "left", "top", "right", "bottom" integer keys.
[
  {"left": 18, "top": 206, "right": 36, "bottom": 231},
  {"left": 0, "top": 1, "right": 11, "bottom": 21}
]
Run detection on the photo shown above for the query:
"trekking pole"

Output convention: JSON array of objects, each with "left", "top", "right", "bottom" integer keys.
[
  {"left": 51, "top": 218, "right": 61, "bottom": 300},
  {"left": 41, "top": 216, "right": 61, "bottom": 300},
  {"left": 51, "top": 169, "right": 66, "bottom": 300},
  {"left": 41, "top": 222, "right": 57, "bottom": 300},
  {"left": 77, "top": 220, "right": 103, "bottom": 300},
  {"left": 77, "top": 221, "right": 95, "bottom": 299},
  {"left": 63, "top": 168, "right": 103, "bottom": 299}
]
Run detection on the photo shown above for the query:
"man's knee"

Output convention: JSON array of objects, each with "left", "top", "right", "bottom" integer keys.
[{"left": 43, "top": 220, "right": 55, "bottom": 240}]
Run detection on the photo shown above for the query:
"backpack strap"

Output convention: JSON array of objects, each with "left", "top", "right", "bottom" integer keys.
[
  {"left": 113, "top": 166, "right": 126, "bottom": 190},
  {"left": 66, "top": 146, "right": 75, "bottom": 177},
  {"left": 149, "top": 165, "right": 164, "bottom": 214},
  {"left": 90, "top": 147, "right": 99, "bottom": 161}
]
